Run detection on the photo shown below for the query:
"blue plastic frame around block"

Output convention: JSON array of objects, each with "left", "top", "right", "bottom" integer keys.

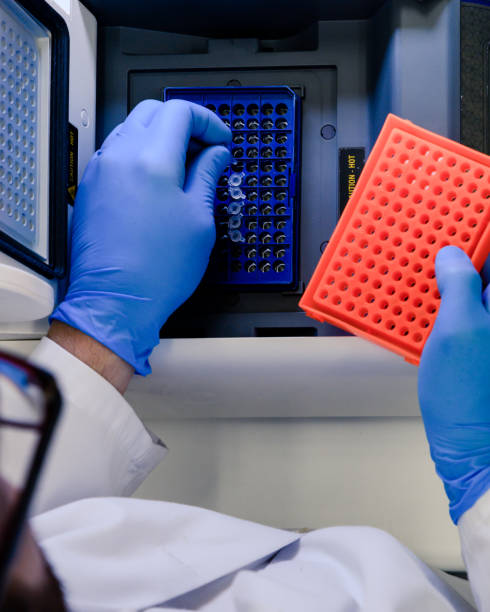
[{"left": 164, "top": 86, "right": 301, "bottom": 290}]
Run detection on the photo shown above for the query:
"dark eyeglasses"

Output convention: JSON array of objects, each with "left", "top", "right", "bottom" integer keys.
[{"left": 0, "top": 350, "right": 62, "bottom": 600}]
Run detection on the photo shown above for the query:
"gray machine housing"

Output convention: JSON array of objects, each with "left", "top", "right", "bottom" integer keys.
[{"left": 92, "top": 0, "right": 462, "bottom": 340}]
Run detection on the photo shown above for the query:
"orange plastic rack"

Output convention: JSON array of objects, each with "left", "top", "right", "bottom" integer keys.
[{"left": 300, "top": 114, "right": 490, "bottom": 365}]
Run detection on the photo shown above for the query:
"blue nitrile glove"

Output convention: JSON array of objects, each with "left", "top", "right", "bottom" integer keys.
[
  {"left": 51, "top": 99, "right": 231, "bottom": 375},
  {"left": 418, "top": 246, "right": 490, "bottom": 524}
]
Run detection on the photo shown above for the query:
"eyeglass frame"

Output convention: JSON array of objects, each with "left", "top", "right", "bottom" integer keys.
[{"left": 0, "top": 350, "right": 62, "bottom": 599}]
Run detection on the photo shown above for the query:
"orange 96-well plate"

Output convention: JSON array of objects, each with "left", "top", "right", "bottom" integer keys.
[{"left": 300, "top": 114, "right": 490, "bottom": 365}]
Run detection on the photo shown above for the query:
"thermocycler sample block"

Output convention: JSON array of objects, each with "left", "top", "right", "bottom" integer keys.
[
  {"left": 164, "top": 87, "right": 301, "bottom": 289},
  {"left": 300, "top": 114, "right": 490, "bottom": 365}
]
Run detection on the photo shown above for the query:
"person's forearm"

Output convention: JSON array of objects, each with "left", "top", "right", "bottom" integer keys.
[
  {"left": 47, "top": 321, "right": 134, "bottom": 394},
  {"left": 28, "top": 329, "right": 164, "bottom": 513}
]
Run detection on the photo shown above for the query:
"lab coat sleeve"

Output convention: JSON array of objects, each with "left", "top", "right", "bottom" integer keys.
[
  {"left": 27, "top": 337, "right": 167, "bottom": 516},
  {"left": 458, "top": 488, "right": 490, "bottom": 611}
]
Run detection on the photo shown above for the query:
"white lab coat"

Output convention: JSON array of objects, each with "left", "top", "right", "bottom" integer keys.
[{"left": 25, "top": 338, "right": 487, "bottom": 612}]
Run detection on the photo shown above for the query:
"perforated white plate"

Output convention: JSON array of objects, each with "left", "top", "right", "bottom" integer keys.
[{"left": 0, "top": 0, "right": 50, "bottom": 260}]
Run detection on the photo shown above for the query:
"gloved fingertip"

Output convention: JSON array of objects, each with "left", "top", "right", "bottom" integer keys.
[
  {"left": 214, "top": 144, "right": 232, "bottom": 168},
  {"left": 204, "top": 145, "right": 232, "bottom": 181},
  {"left": 219, "top": 124, "right": 233, "bottom": 144},
  {"left": 188, "top": 101, "right": 233, "bottom": 145},
  {"left": 184, "top": 145, "right": 231, "bottom": 198},
  {"left": 435, "top": 245, "right": 469, "bottom": 267},
  {"left": 435, "top": 245, "right": 481, "bottom": 298}
]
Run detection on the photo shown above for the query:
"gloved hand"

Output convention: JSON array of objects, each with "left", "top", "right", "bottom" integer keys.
[
  {"left": 418, "top": 246, "right": 490, "bottom": 524},
  {"left": 51, "top": 99, "right": 231, "bottom": 375}
]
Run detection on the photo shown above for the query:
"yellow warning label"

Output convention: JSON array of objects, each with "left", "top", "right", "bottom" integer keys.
[
  {"left": 339, "top": 148, "right": 365, "bottom": 216},
  {"left": 67, "top": 123, "right": 78, "bottom": 205}
]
